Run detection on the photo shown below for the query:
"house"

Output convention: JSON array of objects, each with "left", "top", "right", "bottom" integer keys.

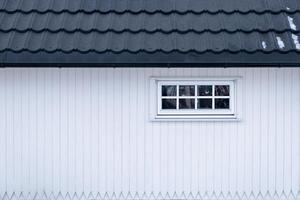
[{"left": 0, "top": 0, "right": 300, "bottom": 199}]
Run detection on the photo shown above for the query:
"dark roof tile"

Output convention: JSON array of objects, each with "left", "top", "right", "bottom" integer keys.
[
  {"left": 1, "top": 31, "right": 298, "bottom": 53},
  {"left": 1, "top": 12, "right": 299, "bottom": 33},
  {"left": 0, "top": 0, "right": 300, "bottom": 65},
  {"left": 1, "top": 0, "right": 300, "bottom": 13}
]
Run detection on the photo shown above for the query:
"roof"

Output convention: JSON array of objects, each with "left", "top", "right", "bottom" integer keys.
[{"left": 0, "top": 0, "right": 300, "bottom": 67}]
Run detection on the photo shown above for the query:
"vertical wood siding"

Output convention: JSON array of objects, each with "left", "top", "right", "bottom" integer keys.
[{"left": 0, "top": 68, "right": 299, "bottom": 200}]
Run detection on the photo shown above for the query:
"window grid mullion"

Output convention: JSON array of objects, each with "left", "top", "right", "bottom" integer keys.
[
  {"left": 195, "top": 84, "right": 197, "bottom": 109},
  {"left": 212, "top": 85, "right": 215, "bottom": 110},
  {"left": 197, "top": 96, "right": 214, "bottom": 99},
  {"left": 158, "top": 81, "right": 234, "bottom": 115},
  {"left": 176, "top": 85, "right": 179, "bottom": 110},
  {"left": 214, "top": 96, "right": 230, "bottom": 98},
  {"left": 178, "top": 96, "right": 197, "bottom": 99},
  {"left": 161, "top": 96, "right": 177, "bottom": 99}
]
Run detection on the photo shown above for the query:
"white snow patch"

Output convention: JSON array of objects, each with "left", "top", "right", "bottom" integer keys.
[
  {"left": 262, "top": 41, "right": 267, "bottom": 49},
  {"left": 287, "top": 16, "right": 297, "bottom": 30},
  {"left": 291, "top": 34, "right": 300, "bottom": 50},
  {"left": 286, "top": 7, "right": 291, "bottom": 10},
  {"left": 276, "top": 36, "right": 285, "bottom": 49}
]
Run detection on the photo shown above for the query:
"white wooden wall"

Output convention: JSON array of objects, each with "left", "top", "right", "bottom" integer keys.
[{"left": 0, "top": 68, "right": 299, "bottom": 200}]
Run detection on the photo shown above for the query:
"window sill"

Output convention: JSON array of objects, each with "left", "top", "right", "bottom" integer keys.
[{"left": 151, "top": 114, "right": 241, "bottom": 122}]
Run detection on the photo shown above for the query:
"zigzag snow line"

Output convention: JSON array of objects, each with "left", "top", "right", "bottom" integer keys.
[{"left": 0, "top": 191, "right": 300, "bottom": 200}]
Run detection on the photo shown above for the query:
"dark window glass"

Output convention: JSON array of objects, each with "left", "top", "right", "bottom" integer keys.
[
  {"left": 162, "top": 99, "right": 177, "bottom": 109},
  {"left": 197, "top": 98, "right": 212, "bottom": 109},
  {"left": 198, "top": 85, "right": 212, "bottom": 96},
  {"left": 215, "top": 98, "right": 230, "bottom": 109},
  {"left": 179, "top": 85, "right": 195, "bottom": 96},
  {"left": 179, "top": 99, "right": 195, "bottom": 109},
  {"left": 215, "top": 85, "right": 230, "bottom": 96},
  {"left": 162, "top": 85, "right": 176, "bottom": 96}
]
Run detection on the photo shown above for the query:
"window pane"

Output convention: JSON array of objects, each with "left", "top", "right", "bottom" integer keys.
[
  {"left": 162, "top": 99, "right": 177, "bottom": 109},
  {"left": 162, "top": 85, "right": 177, "bottom": 96},
  {"left": 197, "top": 98, "right": 212, "bottom": 109},
  {"left": 179, "top": 85, "right": 195, "bottom": 96},
  {"left": 215, "top": 98, "right": 230, "bottom": 109},
  {"left": 179, "top": 99, "right": 195, "bottom": 109},
  {"left": 215, "top": 85, "right": 230, "bottom": 96},
  {"left": 198, "top": 85, "right": 212, "bottom": 96}
]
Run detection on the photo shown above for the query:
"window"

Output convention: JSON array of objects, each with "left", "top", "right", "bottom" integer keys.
[{"left": 154, "top": 78, "right": 237, "bottom": 120}]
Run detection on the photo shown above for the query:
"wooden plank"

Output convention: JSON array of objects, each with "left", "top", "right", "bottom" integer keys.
[{"left": 0, "top": 68, "right": 298, "bottom": 199}]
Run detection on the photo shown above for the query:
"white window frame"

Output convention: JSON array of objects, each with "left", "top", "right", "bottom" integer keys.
[{"left": 150, "top": 77, "right": 239, "bottom": 120}]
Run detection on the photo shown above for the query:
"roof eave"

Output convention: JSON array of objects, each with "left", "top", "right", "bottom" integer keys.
[{"left": 1, "top": 51, "right": 300, "bottom": 67}]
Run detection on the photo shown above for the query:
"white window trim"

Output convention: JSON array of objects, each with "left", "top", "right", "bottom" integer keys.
[{"left": 150, "top": 77, "right": 240, "bottom": 121}]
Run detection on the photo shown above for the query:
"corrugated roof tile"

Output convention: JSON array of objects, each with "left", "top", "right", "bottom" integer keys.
[
  {"left": 2, "top": 31, "right": 300, "bottom": 53},
  {"left": 1, "top": 12, "right": 299, "bottom": 33},
  {"left": 0, "top": 0, "right": 300, "bottom": 64},
  {"left": 1, "top": 0, "right": 300, "bottom": 13}
]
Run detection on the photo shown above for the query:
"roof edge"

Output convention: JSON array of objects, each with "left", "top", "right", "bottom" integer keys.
[
  {"left": 1, "top": 51, "right": 300, "bottom": 67},
  {"left": 2, "top": 63, "right": 300, "bottom": 68}
]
